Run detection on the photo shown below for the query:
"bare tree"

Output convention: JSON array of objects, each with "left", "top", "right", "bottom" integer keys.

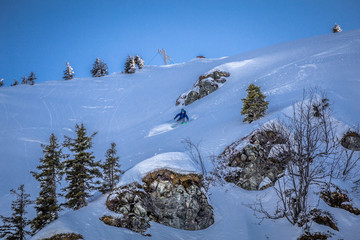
[
  {"left": 253, "top": 89, "right": 338, "bottom": 228},
  {"left": 182, "top": 138, "right": 207, "bottom": 176}
]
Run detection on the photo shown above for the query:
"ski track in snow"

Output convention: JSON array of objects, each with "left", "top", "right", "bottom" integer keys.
[
  {"left": 147, "top": 123, "right": 175, "bottom": 137},
  {"left": 41, "top": 98, "right": 53, "bottom": 130}
]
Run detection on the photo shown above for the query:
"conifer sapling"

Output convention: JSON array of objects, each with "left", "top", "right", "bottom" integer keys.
[
  {"left": 241, "top": 84, "right": 269, "bottom": 123},
  {"left": 99, "top": 142, "right": 124, "bottom": 193},
  {"left": 63, "top": 62, "right": 75, "bottom": 80}
]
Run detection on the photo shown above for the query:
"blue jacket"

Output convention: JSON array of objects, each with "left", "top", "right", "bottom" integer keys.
[{"left": 174, "top": 110, "right": 189, "bottom": 121}]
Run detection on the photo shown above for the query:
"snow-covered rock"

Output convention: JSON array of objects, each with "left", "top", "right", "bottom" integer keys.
[
  {"left": 105, "top": 169, "right": 213, "bottom": 234},
  {"left": 175, "top": 70, "right": 230, "bottom": 106}
]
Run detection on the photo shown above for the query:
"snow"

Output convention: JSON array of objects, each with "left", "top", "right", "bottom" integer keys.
[
  {"left": 147, "top": 123, "right": 176, "bottom": 137},
  {"left": 119, "top": 152, "right": 200, "bottom": 186},
  {"left": 258, "top": 177, "right": 272, "bottom": 190},
  {"left": 0, "top": 29, "right": 359, "bottom": 239}
]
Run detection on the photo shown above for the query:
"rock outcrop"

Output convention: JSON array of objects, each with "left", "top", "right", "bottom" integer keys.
[
  {"left": 219, "top": 128, "right": 289, "bottom": 190},
  {"left": 310, "top": 209, "right": 339, "bottom": 231},
  {"left": 340, "top": 131, "right": 360, "bottom": 151},
  {"left": 41, "top": 233, "right": 84, "bottom": 240},
  {"left": 321, "top": 187, "right": 360, "bottom": 215},
  {"left": 102, "top": 169, "right": 214, "bottom": 234},
  {"left": 176, "top": 70, "right": 230, "bottom": 106}
]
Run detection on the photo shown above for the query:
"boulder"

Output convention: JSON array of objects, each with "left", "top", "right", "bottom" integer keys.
[
  {"left": 221, "top": 129, "right": 289, "bottom": 190},
  {"left": 310, "top": 209, "right": 339, "bottom": 231},
  {"left": 321, "top": 187, "right": 360, "bottom": 215},
  {"left": 340, "top": 131, "right": 360, "bottom": 151},
  {"left": 103, "top": 169, "right": 214, "bottom": 234},
  {"left": 176, "top": 70, "right": 230, "bottom": 106},
  {"left": 100, "top": 214, "right": 151, "bottom": 236},
  {"left": 40, "top": 233, "right": 84, "bottom": 240}
]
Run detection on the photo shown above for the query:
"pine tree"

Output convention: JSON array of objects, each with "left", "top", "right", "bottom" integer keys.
[
  {"left": 91, "top": 58, "right": 108, "bottom": 77},
  {"left": 30, "top": 133, "right": 63, "bottom": 234},
  {"left": 63, "top": 62, "right": 75, "bottom": 80},
  {"left": 99, "top": 142, "right": 124, "bottom": 193},
  {"left": 332, "top": 24, "right": 342, "bottom": 33},
  {"left": 20, "top": 73, "right": 37, "bottom": 85},
  {"left": 11, "top": 79, "right": 19, "bottom": 87},
  {"left": 124, "top": 55, "right": 136, "bottom": 74},
  {"left": 21, "top": 76, "right": 28, "bottom": 85},
  {"left": 0, "top": 185, "right": 32, "bottom": 240},
  {"left": 134, "top": 54, "right": 144, "bottom": 69},
  {"left": 27, "top": 72, "right": 37, "bottom": 85},
  {"left": 0, "top": 78, "right": 4, "bottom": 87},
  {"left": 241, "top": 84, "right": 269, "bottom": 123},
  {"left": 62, "top": 123, "right": 101, "bottom": 210}
]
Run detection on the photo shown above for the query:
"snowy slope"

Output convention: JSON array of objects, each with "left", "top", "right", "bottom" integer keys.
[{"left": 0, "top": 29, "right": 360, "bottom": 239}]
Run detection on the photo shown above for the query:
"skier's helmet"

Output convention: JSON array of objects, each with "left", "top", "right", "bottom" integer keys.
[{"left": 181, "top": 108, "right": 185, "bottom": 112}]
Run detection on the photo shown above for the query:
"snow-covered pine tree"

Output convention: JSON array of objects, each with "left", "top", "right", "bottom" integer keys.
[
  {"left": 124, "top": 55, "right": 136, "bottom": 74},
  {"left": 62, "top": 123, "right": 101, "bottom": 210},
  {"left": 134, "top": 54, "right": 144, "bottom": 69},
  {"left": 99, "top": 142, "right": 124, "bottom": 193},
  {"left": 91, "top": 58, "right": 108, "bottom": 77},
  {"left": 241, "top": 84, "right": 269, "bottom": 123},
  {"left": 21, "top": 76, "right": 28, "bottom": 85},
  {"left": 63, "top": 62, "right": 75, "bottom": 80},
  {"left": 0, "top": 185, "right": 32, "bottom": 240},
  {"left": 0, "top": 78, "right": 4, "bottom": 87},
  {"left": 31, "top": 133, "right": 63, "bottom": 234},
  {"left": 27, "top": 72, "right": 37, "bottom": 85},
  {"left": 11, "top": 79, "right": 19, "bottom": 87},
  {"left": 332, "top": 24, "right": 342, "bottom": 33},
  {"left": 99, "top": 59, "right": 108, "bottom": 76}
]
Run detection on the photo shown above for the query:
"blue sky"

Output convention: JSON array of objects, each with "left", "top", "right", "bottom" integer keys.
[{"left": 1, "top": 0, "right": 359, "bottom": 85}]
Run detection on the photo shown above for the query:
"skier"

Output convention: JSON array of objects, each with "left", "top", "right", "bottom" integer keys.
[{"left": 174, "top": 108, "right": 189, "bottom": 123}]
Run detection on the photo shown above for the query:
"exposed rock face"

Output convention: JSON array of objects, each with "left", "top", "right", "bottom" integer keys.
[
  {"left": 297, "top": 232, "right": 329, "bottom": 240},
  {"left": 100, "top": 214, "right": 151, "bottom": 236},
  {"left": 220, "top": 129, "right": 288, "bottom": 190},
  {"left": 103, "top": 170, "right": 214, "bottom": 234},
  {"left": 340, "top": 131, "right": 360, "bottom": 151},
  {"left": 321, "top": 187, "right": 360, "bottom": 215},
  {"left": 310, "top": 209, "right": 339, "bottom": 231},
  {"left": 41, "top": 233, "right": 84, "bottom": 240},
  {"left": 176, "top": 70, "right": 230, "bottom": 106}
]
